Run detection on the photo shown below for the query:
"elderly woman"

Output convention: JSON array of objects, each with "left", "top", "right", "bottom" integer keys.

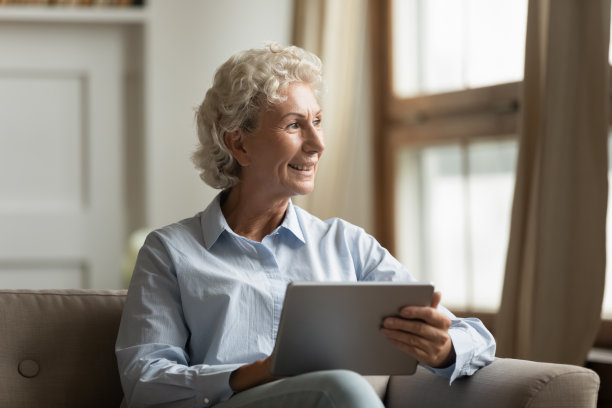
[{"left": 116, "top": 44, "right": 495, "bottom": 408}]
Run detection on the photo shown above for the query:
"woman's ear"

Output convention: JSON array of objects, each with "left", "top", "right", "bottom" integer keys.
[{"left": 224, "top": 129, "right": 250, "bottom": 167}]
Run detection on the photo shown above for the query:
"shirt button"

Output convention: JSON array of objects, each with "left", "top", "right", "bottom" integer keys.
[{"left": 203, "top": 397, "right": 210, "bottom": 405}]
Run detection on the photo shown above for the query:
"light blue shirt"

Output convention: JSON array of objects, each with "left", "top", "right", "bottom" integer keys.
[{"left": 116, "top": 194, "right": 495, "bottom": 407}]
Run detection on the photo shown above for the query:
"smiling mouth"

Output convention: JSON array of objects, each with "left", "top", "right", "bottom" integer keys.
[{"left": 288, "top": 163, "right": 315, "bottom": 171}]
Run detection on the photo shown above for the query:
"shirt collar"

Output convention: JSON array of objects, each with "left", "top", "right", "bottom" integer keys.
[
  {"left": 279, "top": 199, "right": 306, "bottom": 244},
  {"left": 201, "top": 192, "right": 306, "bottom": 248},
  {"left": 201, "top": 193, "right": 229, "bottom": 249}
]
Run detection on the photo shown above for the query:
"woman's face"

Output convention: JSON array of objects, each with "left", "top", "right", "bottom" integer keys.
[{"left": 238, "top": 82, "right": 324, "bottom": 199}]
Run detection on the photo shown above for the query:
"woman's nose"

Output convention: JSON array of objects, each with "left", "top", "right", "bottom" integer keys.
[{"left": 304, "top": 124, "right": 325, "bottom": 153}]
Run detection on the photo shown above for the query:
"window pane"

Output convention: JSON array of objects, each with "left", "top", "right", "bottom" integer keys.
[
  {"left": 397, "top": 135, "right": 612, "bottom": 316},
  {"left": 395, "top": 139, "right": 517, "bottom": 311},
  {"left": 464, "top": 0, "right": 527, "bottom": 88},
  {"left": 392, "top": 0, "right": 528, "bottom": 97},
  {"left": 420, "top": 0, "right": 465, "bottom": 94},
  {"left": 468, "top": 141, "right": 517, "bottom": 310},
  {"left": 421, "top": 146, "right": 468, "bottom": 307},
  {"left": 391, "top": 0, "right": 421, "bottom": 97}
]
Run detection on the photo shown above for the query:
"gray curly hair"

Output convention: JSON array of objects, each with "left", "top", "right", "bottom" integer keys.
[{"left": 193, "top": 43, "right": 324, "bottom": 189}]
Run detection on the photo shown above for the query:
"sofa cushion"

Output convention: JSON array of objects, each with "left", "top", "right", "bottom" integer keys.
[{"left": 0, "top": 289, "right": 126, "bottom": 408}]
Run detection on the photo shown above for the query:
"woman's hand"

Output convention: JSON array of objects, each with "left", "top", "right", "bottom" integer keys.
[
  {"left": 229, "top": 356, "right": 279, "bottom": 393},
  {"left": 380, "top": 291, "right": 455, "bottom": 368}
]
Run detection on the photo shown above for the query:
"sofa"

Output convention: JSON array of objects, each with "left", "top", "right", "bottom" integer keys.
[{"left": 0, "top": 289, "right": 601, "bottom": 408}]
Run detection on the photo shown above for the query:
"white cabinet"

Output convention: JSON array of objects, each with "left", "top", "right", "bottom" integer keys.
[{"left": 0, "top": 7, "right": 146, "bottom": 289}]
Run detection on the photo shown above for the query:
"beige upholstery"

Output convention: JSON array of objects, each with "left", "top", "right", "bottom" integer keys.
[
  {"left": 0, "top": 289, "right": 601, "bottom": 408},
  {"left": 0, "top": 290, "right": 126, "bottom": 408},
  {"left": 386, "top": 359, "right": 600, "bottom": 408}
]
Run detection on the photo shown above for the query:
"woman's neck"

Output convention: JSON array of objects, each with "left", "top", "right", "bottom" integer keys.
[{"left": 221, "top": 186, "right": 290, "bottom": 242}]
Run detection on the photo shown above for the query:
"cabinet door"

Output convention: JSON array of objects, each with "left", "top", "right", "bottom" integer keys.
[{"left": 0, "top": 23, "right": 126, "bottom": 289}]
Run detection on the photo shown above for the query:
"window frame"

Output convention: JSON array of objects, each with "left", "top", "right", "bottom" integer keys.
[
  {"left": 369, "top": 0, "right": 612, "bottom": 337},
  {"left": 369, "top": 0, "right": 520, "bottom": 255}
]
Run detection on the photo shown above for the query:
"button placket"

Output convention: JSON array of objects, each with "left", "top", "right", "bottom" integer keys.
[{"left": 255, "top": 242, "right": 285, "bottom": 341}]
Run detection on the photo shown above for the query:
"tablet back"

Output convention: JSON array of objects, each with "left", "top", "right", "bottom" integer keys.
[{"left": 269, "top": 282, "right": 434, "bottom": 376}]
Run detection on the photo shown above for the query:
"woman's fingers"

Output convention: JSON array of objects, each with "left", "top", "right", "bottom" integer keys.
[
  {"left": 396, "top": 293, "right": 450, "bottom": 331},
  {"left": 380, "top": 292, "right": 454, "bottom": 367},
  {"left": 430, "top": 291, "right": 441, "bottom": 309},
  {"left": 381, "top": 322, "right": 453, "bottom": 367},
  {"left": 381, "top": 319, "right": 449, "bottom": 353},
  {"left": 382, "top": 316, "right": 448, "bottom": 343}
]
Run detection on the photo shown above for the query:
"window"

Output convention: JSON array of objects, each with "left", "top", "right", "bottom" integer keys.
[
  {"left": 396, "top": 140, "right": 517, "bottom": 311},
  {"left": 376, "top": 0, "right": 612, "bottom": 317},
  {"left": 372, "top": 0, "right": 525, "bottom": 312},
  {"left": 392, "top": 0, "right": 527, "bottom": 97}
]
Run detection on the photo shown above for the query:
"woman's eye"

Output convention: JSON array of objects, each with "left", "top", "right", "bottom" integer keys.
[
  {"left": 287, "top": 122, "right": 299, "bottom": 130},
  {"left": 313, "top": 118, "right": 322, "bottom": 127}
]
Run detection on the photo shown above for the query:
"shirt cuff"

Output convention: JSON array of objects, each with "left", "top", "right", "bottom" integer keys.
[
  {"left": 423, "top": 324, "right": 473, "bottom": 384},
  {"left": 194, "top": 363, "right": 242, "bottom": 407}
]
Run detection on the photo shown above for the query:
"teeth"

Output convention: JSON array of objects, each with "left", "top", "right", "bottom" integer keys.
[{"left": 289, "top": 164, "right": 314, "bottom": 171}]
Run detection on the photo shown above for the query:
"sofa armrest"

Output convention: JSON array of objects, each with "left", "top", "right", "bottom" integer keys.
[{"left": 385, "top": 358, "right": 600, "bottom": 408}]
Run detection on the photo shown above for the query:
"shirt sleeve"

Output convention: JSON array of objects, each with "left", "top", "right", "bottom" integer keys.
[
  {"left": 423, "top": 305, "right": 496, "bottom": 383},
  {"left": 115, "top": 232, "right": 238, "bottom": 408},
  {"left": 346, "top": 223, "right": 496, "bottom": 382}
]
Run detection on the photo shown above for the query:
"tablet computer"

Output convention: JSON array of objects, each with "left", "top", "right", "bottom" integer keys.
[{"left": 269, "top": 281, "right": 434, "bottom": 377}]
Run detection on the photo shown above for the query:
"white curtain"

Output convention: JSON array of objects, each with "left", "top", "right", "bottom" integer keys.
[
  {"left": 497, "top": 0, "right": 610, "bottom": 364},
  {"left": 292, "top": 0, "right": 374, "bottom": 232}
]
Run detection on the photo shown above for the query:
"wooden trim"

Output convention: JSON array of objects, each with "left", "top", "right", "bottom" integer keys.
[
  {"left": 388, "top": 82, "right": 521, "bottom": 124},
  {"left": 388, "top": 111, "right": 519, "bottom": 147},
  {"left": 369, "top": 0, "right": 395, "bottom": 252}
]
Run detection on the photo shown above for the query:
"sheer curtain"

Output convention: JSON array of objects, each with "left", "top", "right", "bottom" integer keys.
[
  {"left": 292, "top": 0, "right": 373, "bottom": 231},
  {"left": 497, "top": 0, "right": 610, "bottom": 364}
]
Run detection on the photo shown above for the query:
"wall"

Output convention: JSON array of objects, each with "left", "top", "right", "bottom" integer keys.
[{"left": 144, "top": 0, "right": 294, "bottom": 229}]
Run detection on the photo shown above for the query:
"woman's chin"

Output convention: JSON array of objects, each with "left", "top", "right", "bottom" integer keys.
[{"left": 290, "top": 184, "right": 315, "bottom": 197}]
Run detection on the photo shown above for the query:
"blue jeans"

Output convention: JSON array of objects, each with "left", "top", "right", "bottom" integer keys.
[{"left": 214, "top": 370, "right": 385, "bottom": 408}]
